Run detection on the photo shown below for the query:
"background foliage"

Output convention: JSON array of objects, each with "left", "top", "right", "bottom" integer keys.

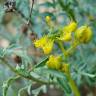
[{"left": 0, "top": 0, "right": 96, "bottom": 96}]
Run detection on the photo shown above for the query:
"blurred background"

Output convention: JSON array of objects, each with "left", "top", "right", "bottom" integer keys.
[{"left": 0, "top": 0, "right": 96, "bottom": 96}]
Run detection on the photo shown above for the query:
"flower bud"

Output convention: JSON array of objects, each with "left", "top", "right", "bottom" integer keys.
[
  {"left": 63, "top": 21, "right": 77, "bottom": 33},
  {"left": 75, "top": 26, "right": 92, "bottom": 43}
]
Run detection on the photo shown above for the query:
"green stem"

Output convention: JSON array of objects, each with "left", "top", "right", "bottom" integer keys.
[
  {"left": 0, "top": 58, "right": 52, "bottom": 84},
  {"left": 57, "top": 41, "right": 66, "bottom": 56},
  {"left": 58, "top": 43, "right": 81, "bottom": 96},
  {"left": 67, "top": 74, "right": 80, "bottom": 96}
]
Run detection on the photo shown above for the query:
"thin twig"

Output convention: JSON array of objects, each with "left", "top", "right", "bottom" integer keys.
[
  {"left": 28, "top": 0, "right": 34, "bottom": 25},
  {"left": 13, "top": 7, "right": 33, "bottom": 25}
]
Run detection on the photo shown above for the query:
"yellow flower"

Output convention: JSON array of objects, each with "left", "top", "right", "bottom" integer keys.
[
  {"left": 75, "top": 26, "right": 92, "bottom": 43},
  {"left": 59, "top": 32, "right": 72, "bottom": 41},
  {"left": 46, "top": 55, "right": 61, "bottom": 70},
  {"left": 34, "top": 36, "right": 47, "bottom": 47},
  {"left": 58, "top": 21, "right": 77, "bottom": 42},
  {"left": 42, "top": 39, "right": 54, "bottom": 54},
  {"left": 63, "top": 21, "right": 77, "bottom": 33},
  {"left": 34, "top": 36, "right": 54, "bottom": 54},
  {"left": 45, "top": 16, "right": 51, "bottom": 24}
]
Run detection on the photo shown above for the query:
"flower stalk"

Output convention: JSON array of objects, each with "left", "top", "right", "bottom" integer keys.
[{"left": 59, "top": 43, "right": 81, "bottom": 96}]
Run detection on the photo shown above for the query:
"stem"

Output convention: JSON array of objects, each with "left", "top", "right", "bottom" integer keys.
[
  {"left": 0, "top": 58, "right": 52, "bottom": 84},
  {"left": 28, "top": 0, "right": 34, "bottom": 23},
  {"left": 58, "top": 43, "right": 81, "bottom": 96},
  {"left": 58, "top": 40, "right": 79, "bottom": 57},
  {"left": 14, "top": 8, "right": 32, "bottom": 25},
  {"left": 67, "top": 74, "right": 80, "bottom": 96},
  {"left": 57, "top": 41, "right": 66, "bottom": 56}
]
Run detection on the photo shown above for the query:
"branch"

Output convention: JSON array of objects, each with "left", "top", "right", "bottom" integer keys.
[{"left": 0, "top": 58, "right": 53, "bottom": 84}]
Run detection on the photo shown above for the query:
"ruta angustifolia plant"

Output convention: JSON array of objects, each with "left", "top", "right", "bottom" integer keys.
[
  {"left": 0, "top": 0, "right": 94, "bottom": 96},
  {"left": 34, "top": 16, "right": 92, "bottom": 96}
]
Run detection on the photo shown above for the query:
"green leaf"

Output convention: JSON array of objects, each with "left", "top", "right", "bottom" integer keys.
[
  {"left": 81, "top": 72, "right": 96, "bottom": 78},
  {"left": 40, "top": 68, "right": 67, "bottom": 79},
  {"left": 0, "top": 48, "right": 6, "bottom": 58},
  {"left": 58, "top": 0, "right": 76, "bottom": 21},
  {"left": 18, "top": 86, "right": 28, "bottom": 96},
  {"left": 34, "top": 57, "right": 48, "bottom": 68},
  {"left": 3, "top": 76, "right": 20, "bottom": 96},
  {"left": 57, "top": 78, "right": 72, "bottom": 94},
  {"left": 16, "top": 0, "right": 29, "bottom": 18}
]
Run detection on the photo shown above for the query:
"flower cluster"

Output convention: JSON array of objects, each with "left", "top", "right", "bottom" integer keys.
[
  {"left": 46, "top": 55, "right": 69, "bottom": 73},
  {"left": 34, "top": 16, "right": 93, "bottom": 71},
  {"left": 34, "top": 16, "right": 92, "bottom": 55},
  {"left": 46, "top": 55, "right": 61, "bottom": 70},
  {"left": 58, "top": 21, "right": 77, "bottom": 41},
  {"left": 34, "top": 36, "right": 54, "bottom": 54}
]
